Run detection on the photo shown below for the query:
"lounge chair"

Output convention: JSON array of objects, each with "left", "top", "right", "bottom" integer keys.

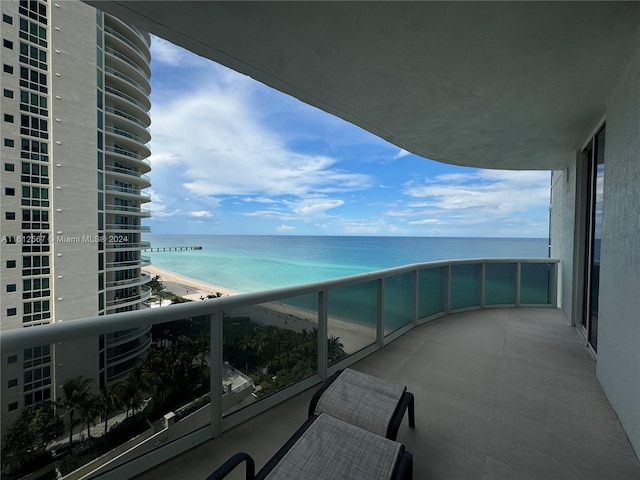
[
  {"left": 308, "top": 368, "right": 415, "bottom": 440},
  {"left": 205, "top": 413, "right": 413, "bottom": 480}
]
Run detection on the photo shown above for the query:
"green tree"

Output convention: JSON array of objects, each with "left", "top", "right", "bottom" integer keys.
[
  {"left": 78, "top": 392, "right": 100, "bottom": 445},
  {"left": 100, "top": 382, "right": 126, "bottom": 436},
  {"left": 58, "top": 376, "right": 94, "bottom": 446},
  {"left": 1, "top": 401, "right": 63, "bottom": 476},
  {"left": 328, "top": 335, "right": 346, "bottom": 363},
  {"left": 122, "top": 365, "right": 150, "bottom": 417}
]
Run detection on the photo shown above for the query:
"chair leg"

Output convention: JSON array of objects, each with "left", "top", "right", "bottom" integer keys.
[{"left": 408, "top": 393, "right": 415, "bottom": 428}]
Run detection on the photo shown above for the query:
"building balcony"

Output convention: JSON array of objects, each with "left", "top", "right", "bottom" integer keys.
[
  {"left": 105, "top": 240, "right": 151, "bottom": 250},
  {"left": 104, "top": 25, "right": 152, "bottom": 70},
  {"left": 2, "top": 259, "right": 638, "bottom": 480},
  {"left": 106, "top": 284, "right": 152, "bottom": 308},
  {"left": 105, "top": 204, "right": 152, "bottom": 217},
  {"left": 105, "top": 106, "right": 151, "bottom": 141},
  {"left": 104, "top": 164, "right": 151, "bottom": 187},
  {"left": 104, "top": 184, "right": 151, "bottom": 201},
  {"left": 104, "top": 46, "right": 150, "bottom": 83},
  {"left": 105, "top": 224, "right": 152, "bottom": 233},
  {"left": 105, "top": 255, "right": 151, "bottom": 269},
  {"left": 105, "top": 272, "right": 151, "bottom": 289},
  {"left": 105, "top": 85, "right": 151, "bottom": 116},
  {"left": 105, "top": 67, "right": 151, "bottom": 107},
  {"left": 105, "top": 126, "right": 152, "bottom": 156},
  {"left": 104, "top": 13, "right": 151, "bottom": 54}
]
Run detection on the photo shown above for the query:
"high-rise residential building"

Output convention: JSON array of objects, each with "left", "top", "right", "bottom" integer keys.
[{"left": 0, "top": 0, "right": 152, "bottom": 427}]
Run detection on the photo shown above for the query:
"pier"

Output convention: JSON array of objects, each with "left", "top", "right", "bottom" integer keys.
[{"left": 143, "top": 246, "right": 202, "bottom": 252}]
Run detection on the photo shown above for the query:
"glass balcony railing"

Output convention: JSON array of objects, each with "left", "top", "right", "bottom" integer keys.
[
  {"left": 104, "top": 184, "right": 151, "bottom": 198},
  {"left": 0, "top": 258, "right": 558, "bottom": 479},
  {"left": 105, "top": 106, "right": 150, "bottom": 131}
]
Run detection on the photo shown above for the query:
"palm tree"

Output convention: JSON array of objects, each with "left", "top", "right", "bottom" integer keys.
[
  {"left": 328, "top": 335, "right": 346, "bottom": 363},
  {"left": 58, "top": 376, "right": 93, "bottom": 446},
  {"left": 78, "top": 393, "right": 100, "bottom": 445},
  {"left": 100, "top": 382, "right": 125, "bottom": 435},
  {"left": 122, "top": 365, "right": 150, "bottom": 417}
]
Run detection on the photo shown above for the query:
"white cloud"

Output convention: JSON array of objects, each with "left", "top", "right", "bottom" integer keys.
[
  {"left": 395, "top": 148, "right": 411, "bottom": 159},
  {"left": 149, "top": 75, "right": 373, "bottom": 200},
  {"left": 145, "top": 190, "right": 181, "bottom": 217},
  {"left": 385, "top": 169, "right": 551, "bottom": 236},
  {"left": 151, "top": 36, "right": 205, "bottom": 67},
  {"left": 276, "top": 224, "right": 295, "bottom": 232},
  {"left": 189, "top": 210, "right": 212, "bottom": 218},
  {"left": 289, "top": 197, "right": 344, "bottom": 216},
  {"left": 244, "top": 197, "right": 278, "bottom": 204}
]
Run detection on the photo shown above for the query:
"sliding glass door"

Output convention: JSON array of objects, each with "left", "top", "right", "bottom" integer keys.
[{"left": 581, "top": 125, "right": 605, "bottom": 352}]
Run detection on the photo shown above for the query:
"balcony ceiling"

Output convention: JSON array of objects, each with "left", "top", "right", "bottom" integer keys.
[{"left": 87, "top": 1, "right": 640, "bottom": 170}]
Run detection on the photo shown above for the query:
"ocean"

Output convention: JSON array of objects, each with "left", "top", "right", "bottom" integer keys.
[{"left": 143, "top": 235, "right": 548, "bottom": 293}]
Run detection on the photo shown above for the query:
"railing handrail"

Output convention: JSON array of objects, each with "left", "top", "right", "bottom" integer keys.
[
  {"left": 105, "top": 224, "right": 151, "bottom": 231},
  {"left": 0, "top": 258, "right": 559, "bottom": 350},
  {"left": 105, "top": 65, "right": 151, "bottom": 95},
  {"left": 105, "top": 126, "right": 151, "bottom": 149},
  {"left": 104, "top": 25, "right": 151, "bottom": 63},
  {"left": 104, "top": 46, "right": 150, "bottom": 80},
  {"left": 104, "top": 185, "right": 151, "bottom": 198},
  {"left": 105, "top": 146, "right": 151, "bottom": 165},
  {"left": 105, "top": 85, "right": 150, "bottom": 112},
  {"left": 105, "top": 106, "right": 150, "bottom": 131}
]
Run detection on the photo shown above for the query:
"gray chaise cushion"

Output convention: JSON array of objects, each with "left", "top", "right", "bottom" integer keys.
[
  {"left": 266, "top": 413, "right": 402, "bottom": 480},
  {"left": 314, "top": 368, "right": 406, "bottom": 436}
]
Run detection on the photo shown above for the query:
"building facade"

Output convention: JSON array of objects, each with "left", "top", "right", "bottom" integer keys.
[{"left": 0, "top": 0, "right": 152, "bottom": 426}]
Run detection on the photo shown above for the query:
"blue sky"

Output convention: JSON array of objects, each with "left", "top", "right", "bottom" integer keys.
[{"left": 146, "top": 37, "right": 551, "bottom": 238}]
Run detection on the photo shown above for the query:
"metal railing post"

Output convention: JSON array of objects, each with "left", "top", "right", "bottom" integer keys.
[
  {"left": 318, "top": 290, "right": 328, "bottom": 379},
  {"left": 377, "top": 278, "right": 385, "bottom": 347},
  {"left": 445, "top": 265, "right": 451, "bottom": 313},
  {"left": 480, "top": 263, "right": 486, "bottom": 307},
  {"left": 412, "top": 269, "right": 419, "bottom": 325},
  {"left": 210, "top": 311, "right": 223, "bottom": 438},
  {"left": 516, "top": 262, "right": 522, "bottom": 306}
]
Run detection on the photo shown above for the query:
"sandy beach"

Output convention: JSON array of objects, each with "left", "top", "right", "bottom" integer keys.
[
  {"left": 143, "top": 265, "right": 376, "bottom": 355},
  {"left": 144, "top": 264, "right": 241, "bottom": 300}
]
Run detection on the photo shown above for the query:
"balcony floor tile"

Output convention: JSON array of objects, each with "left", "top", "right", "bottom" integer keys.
[{"left": 134, "top": 307, "right": 640, "bottom": 480}]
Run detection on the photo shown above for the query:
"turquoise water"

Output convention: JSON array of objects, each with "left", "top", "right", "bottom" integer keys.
[{"left": 144, "top": 235, "right": 548, "bottom": 293}]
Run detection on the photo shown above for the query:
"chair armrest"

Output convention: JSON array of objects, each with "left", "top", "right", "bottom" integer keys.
[{"left": 205, "top": 452, "right": 255, "bottom": 480}]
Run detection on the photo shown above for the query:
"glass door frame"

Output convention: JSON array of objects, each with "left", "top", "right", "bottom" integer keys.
[{"left": 577, "top": 123, "right": 605, "bottom": 353}]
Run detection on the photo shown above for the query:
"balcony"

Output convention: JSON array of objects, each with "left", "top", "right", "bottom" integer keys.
[
  {"left": 105, "top": 204, "right": 152, "bottom": 217},
  {"left": 2, "top": 259, "right": 638, "bottom": 480},
  {"left": 105, "top": 106, "right": 151, "bottom": 140},
  {"left": 105, "top": 272, "right": 151, "bottom": 289},
  {"left": 105, "top": 224, "right": 152, "bottom": 233},
  {"left": 106, "top": 255, "right": 151, "bottom": 269},
  {"left": 106, "top": 284, "right": 152, "bottom": 308},
  {"left": 129, "top": 307, "right": 640, "bottom": 480},
  {"left": 105, "top": 184, "right": 151, "bottom": 198}
]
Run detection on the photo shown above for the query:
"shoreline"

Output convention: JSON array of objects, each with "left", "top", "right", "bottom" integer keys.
[
  {"left": 142, "top": 264, "right": 375, "bottom": 355},
  {"left": 144, "top": 264, "right": 241, "bottom": 301}
]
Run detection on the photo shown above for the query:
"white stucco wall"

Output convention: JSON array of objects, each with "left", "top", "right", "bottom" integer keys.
[
  {"left": 50, "top": 1, "right": 100, "bottom": 390},
  {"left": 598, "top": 47, "right": 640, "bottom": 458},
  {"left": 549, "top": 163, "right": 577, "bottom": 321}
]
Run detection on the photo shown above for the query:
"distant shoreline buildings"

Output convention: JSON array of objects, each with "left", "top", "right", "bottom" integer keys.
[{"left": 1, "top": 0, "right": 152, "bottom": 427}]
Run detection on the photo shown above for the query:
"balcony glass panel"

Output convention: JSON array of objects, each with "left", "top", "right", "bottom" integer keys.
[
  {"left": 223, "top": 295, "right": 318, "bottom": 415},
  {"left": 521, "top": 263, "right": 552, "bottom": 304},
  {"left": 485, "top": 263, "right": 516, "bottom": 305},
  {"left": 1, "top": 316, "right": 212, "bottom": 479},
  {"left": 384, "top": 272, "right": 413, "bottom": 334},
  {"left": 327, "top": 281, "right": 376, "bottom": 365},
  {"left": 418, "top": 266, "right": 446, "bottom": 318},
  {"left": 450, "top": 263, "right": 481, "bottom": 309}
]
